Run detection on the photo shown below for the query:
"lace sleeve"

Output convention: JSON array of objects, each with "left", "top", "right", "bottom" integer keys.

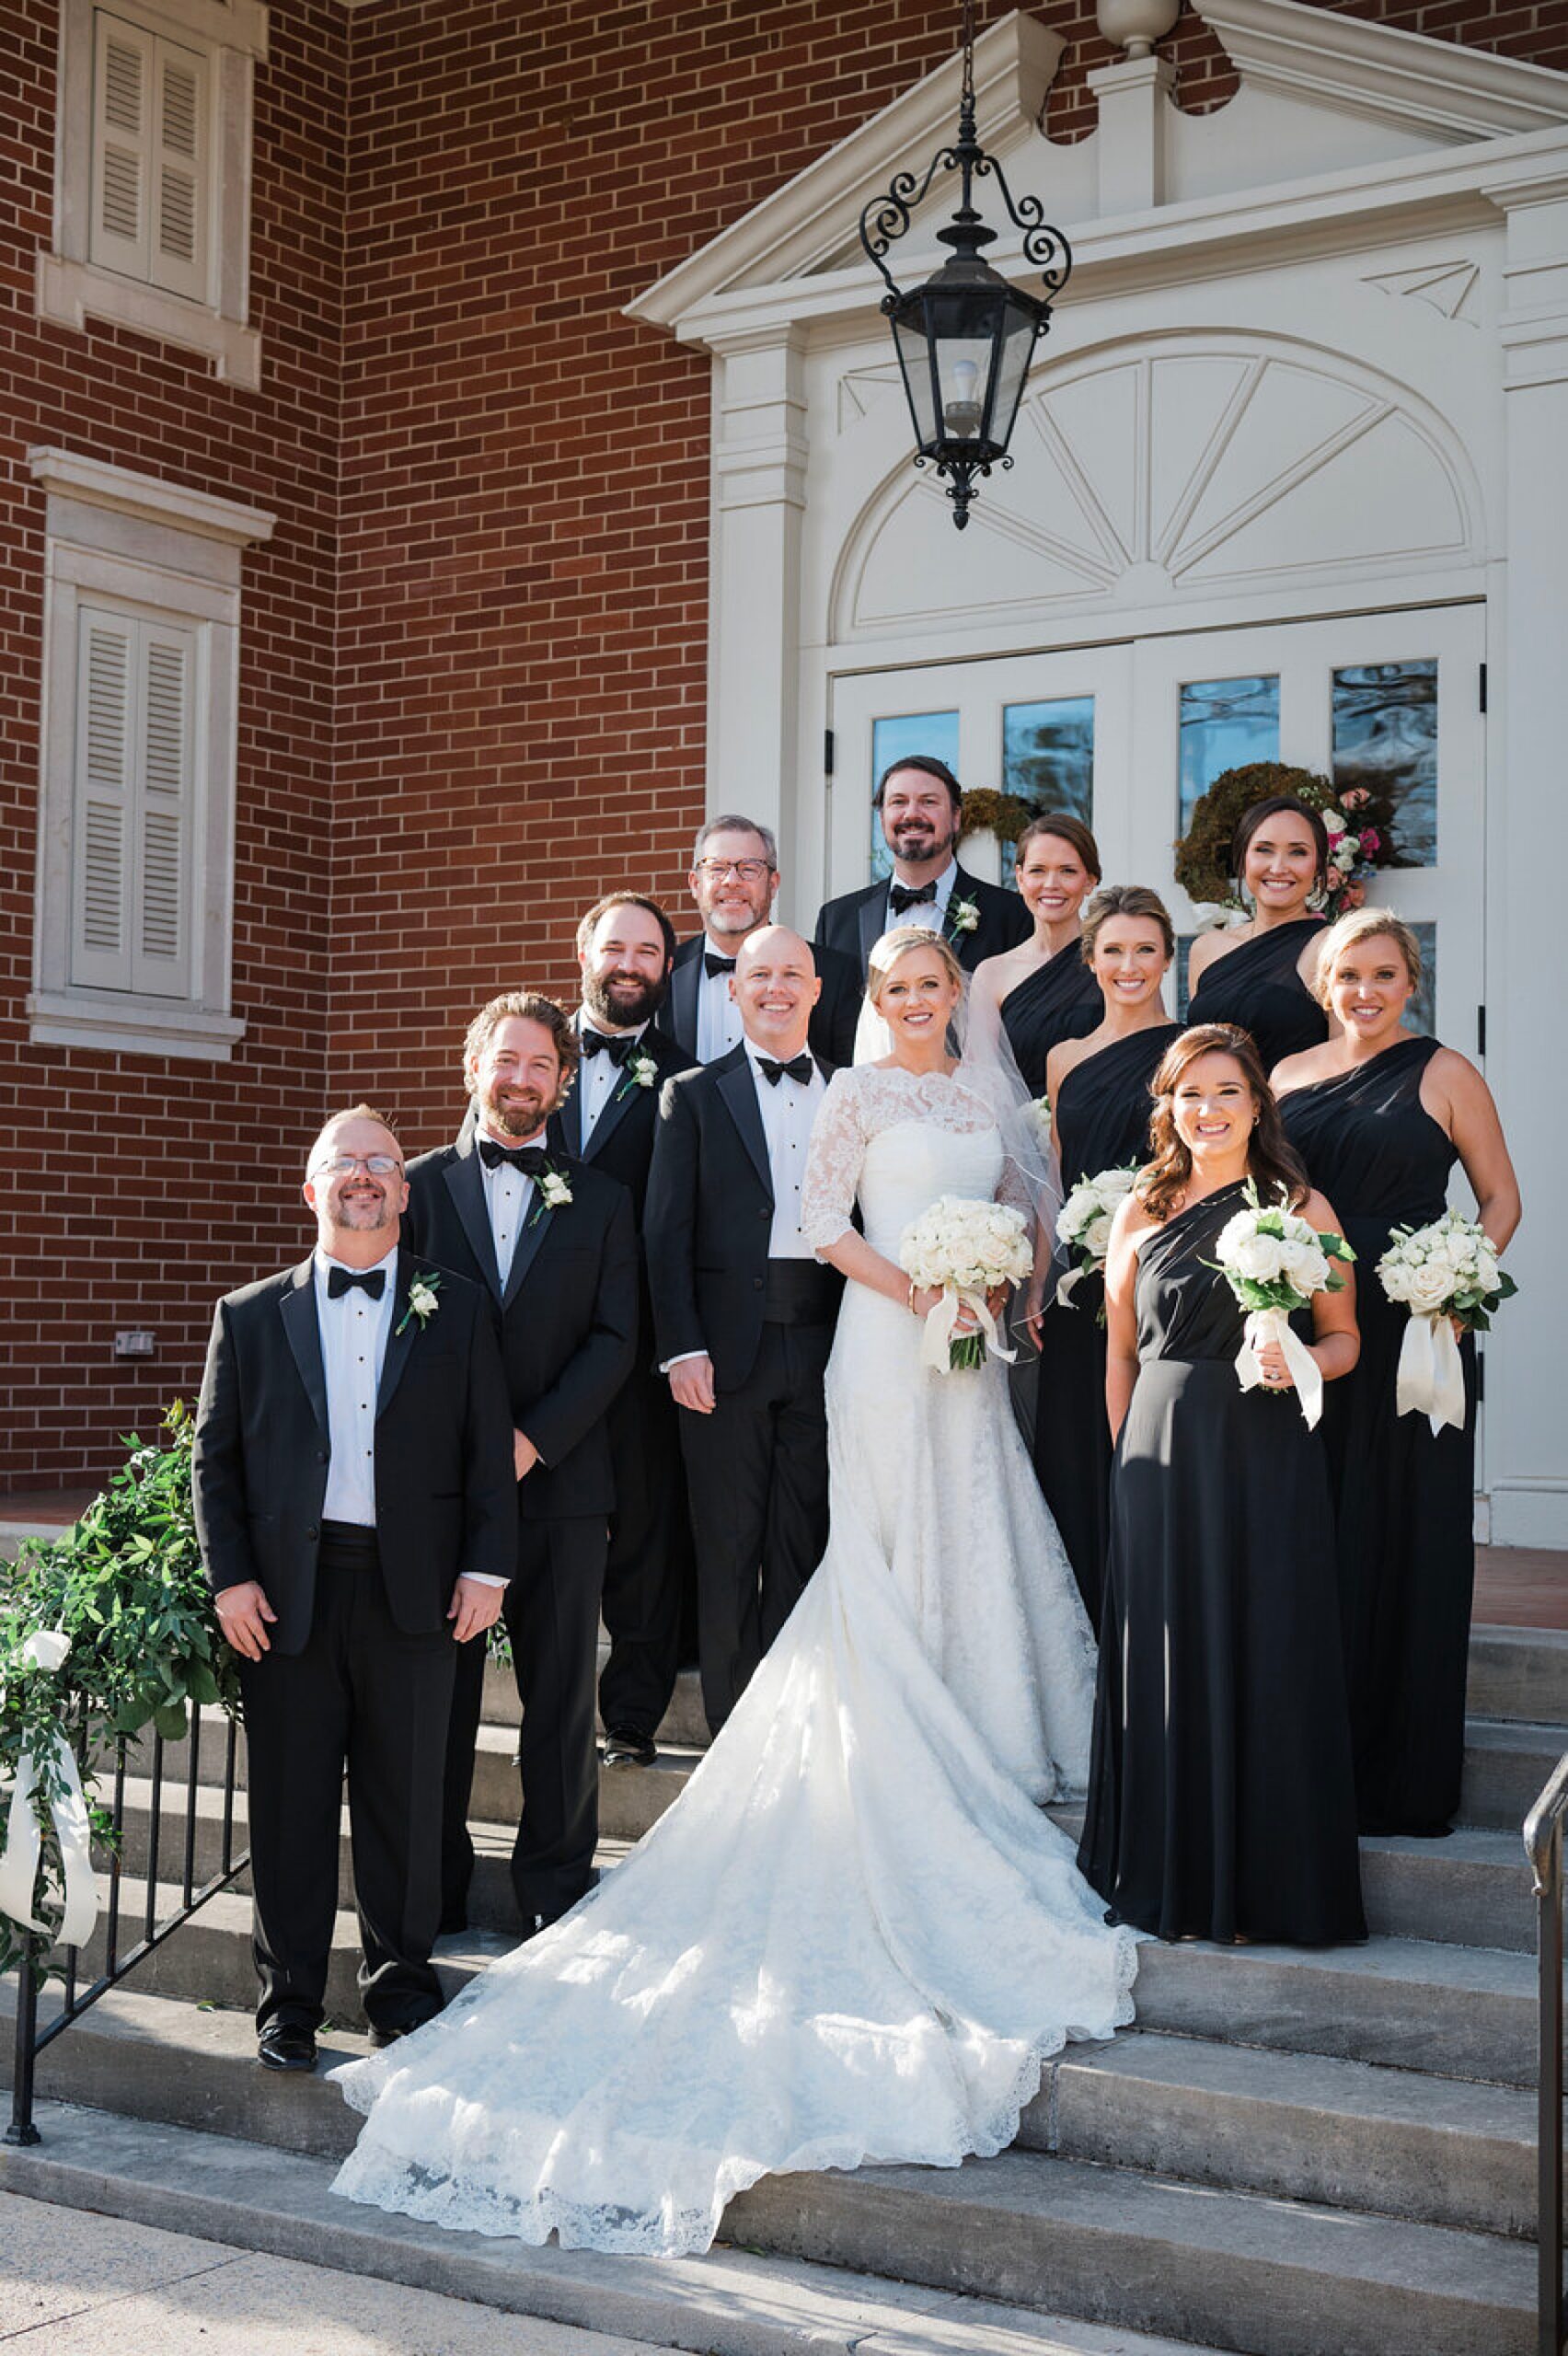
[{"left": 801, "top": 1071, "right": 867, "bottom": 1253}]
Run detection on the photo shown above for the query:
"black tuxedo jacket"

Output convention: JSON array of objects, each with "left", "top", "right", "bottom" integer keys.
[
  {"left": 659, "top": 934, "right": 864, "bottom": 1070},
  {"left": 192, "top": 1249, "right": 515, "bottom": 1657},
  {"left": 644, "top": 1043, "right": 843, "bottom": 1392},
  {"left": 404, "top": 1131, "right": 638, "bottom": 1521},
  {"left": 814, "top": 862, "right": 1032, "bottom": 978},
  {"left": 548, "top": 1022, "right": 693, "bottom": 1227}
]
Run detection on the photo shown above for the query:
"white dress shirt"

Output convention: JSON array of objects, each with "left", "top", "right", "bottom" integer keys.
[
  {"left": 315, "top": 1242, "right": 398, "bottom": 1528},
  {"left": 577, "top": 1016, "right": 650, "bottom": 1141},
  {"left": 883, "top": 857, "right": 958, "bottom": 939},
  {"left": 744, "top": 1037, "right": 826, "bottom": 1262},
  {"left": 476, "top": 1123, "right": 545, "bottom": 1287},
  {"left": 696, "top": 941, "right": 746, "bottom": 1065}
]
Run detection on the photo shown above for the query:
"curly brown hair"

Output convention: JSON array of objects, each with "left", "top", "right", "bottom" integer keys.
[
  {"left": 1139, "top": 1023, "right": 1309, "bottom": 1221},
  {"left": 460, "top": 991, "right": 581, "bottom": 1095}
]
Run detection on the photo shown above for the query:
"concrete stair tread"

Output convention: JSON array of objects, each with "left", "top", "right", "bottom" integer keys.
[{"left": 0, "top": 2104, "right": 1233, "bottom": 2356}]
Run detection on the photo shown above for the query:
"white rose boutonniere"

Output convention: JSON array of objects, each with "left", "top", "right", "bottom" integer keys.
[
  {"left": 396, "top": 1271, "right": 443, "bottom": 1335},
  {"left": 530, "top": 1165, "right": 574, "bottom": 1226},
  {"left": 616, "top": 1050, "right": 660, "bottom": 1102},
  {"left": 947, "top": 895, "right": 980, "bottom": 939}
]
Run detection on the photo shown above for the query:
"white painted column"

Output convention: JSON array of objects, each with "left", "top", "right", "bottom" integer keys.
[
  {"left": 1484, "top": 170, "right": 1568, "bottom": 1547},
  {"left": 1087, "top": 54, "right": 1176, "bottom": 214},
  {"left": 705, "top": 328, "right": 808, "bottom": 860}
]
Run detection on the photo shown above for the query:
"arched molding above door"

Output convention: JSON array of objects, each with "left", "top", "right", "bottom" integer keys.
[{"left": 828, "top": 329, "right": 1486, "bottom": 647}]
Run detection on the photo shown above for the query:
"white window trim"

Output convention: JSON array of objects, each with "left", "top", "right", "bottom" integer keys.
[
  {"left": 27, "top": 445, "right": 275, "bottom": 1063},
  {"left": 40, "top": 0, "right": 270, "bottom": 388}
]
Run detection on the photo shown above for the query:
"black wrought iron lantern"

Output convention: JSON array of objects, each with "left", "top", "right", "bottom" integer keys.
[{"left": 859, "top": 2, "right": 1072, "bottom": 529}]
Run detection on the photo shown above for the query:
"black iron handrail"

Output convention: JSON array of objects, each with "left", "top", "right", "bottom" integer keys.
[
  {"left": 6, "top": 1705, "right": 248, "bottom": 2144},
  {"left": 1526, "top": 1750, "right": 1568, "bottom": 2356}
]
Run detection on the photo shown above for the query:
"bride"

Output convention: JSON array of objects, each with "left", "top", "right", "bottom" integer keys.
[{"left": 330, "top": 927, "right": 1137, "bottom": 2256}]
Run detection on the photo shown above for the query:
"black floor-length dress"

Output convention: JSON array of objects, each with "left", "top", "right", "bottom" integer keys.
[
  {"left": 1280, "top": 1034, "right": 1473, "bottom": 1835},
  {"left": 1078, "top": 1181, "right": 1366, "bottom": 1945},
  {"left": 1187, "top": 918, "right": 1329, "bottom": 1068},
  {"left": 999, "top": 944, "right": 1102, "bottom": 1095},
  {"left": 1033, "top": 1024, "right": 1178, "bottom": 1628}
]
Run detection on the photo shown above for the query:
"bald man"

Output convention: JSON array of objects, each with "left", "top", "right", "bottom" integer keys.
[
  {"left": 193, "top": 1104, "right": 513, "bottom": 2072},
  {"left": 644, "top": 930, "right": 844, "bottom": 1733}
]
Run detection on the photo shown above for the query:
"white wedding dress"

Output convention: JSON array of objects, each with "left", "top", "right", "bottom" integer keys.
[{"left": 330, "top": 1065, "right": 1137, "bottom": 2255}]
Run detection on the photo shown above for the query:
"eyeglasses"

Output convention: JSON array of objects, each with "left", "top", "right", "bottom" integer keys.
[
  {"left": 694, "top": 859, "right": 771, "bottom": 883},
  {"left": 311, "top": 1153, "right": 404, "bottom": 1178}
]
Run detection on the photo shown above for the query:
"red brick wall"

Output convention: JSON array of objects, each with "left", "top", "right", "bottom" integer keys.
[
  {"left": 2, "top": 0, "right": 1563, "bottom": 1486},
  {"left": 0, "top": 2, "right": 347, "bottom": 1487}
]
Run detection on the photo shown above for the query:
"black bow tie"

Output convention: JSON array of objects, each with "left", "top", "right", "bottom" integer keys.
[
  {"left": 703, "top": 951, "right": 737, "bottom": 979},
  {"left": 758, "top": 1053, "right": 814, "bottom": 1088},
  {"left": 581, "top": 1028, "right": 634, "bottom": 1064},
  {"left": 327, "top": 1265, "right": 386, "bottom": 1300},
  {"left": 888, "top": 880, "right": 938, "bottom": 913},
  {"left": 478, "top": 1139, "right": 552, "bottom": 1177}
]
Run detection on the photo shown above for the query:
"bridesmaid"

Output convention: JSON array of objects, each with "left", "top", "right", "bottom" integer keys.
[
  {"left": 1275, "top": 911, "right": 1521, "bottom": 1836},
  {"left": 1031, "top": 887, "right": 1180, "bottom": 1627},
  {"left": 973, "top": 814, "right": 1104, "bottom": 1095},
  {"left": 1078, "top": 1023, "right": 1366, "bottom": 1946},
  {"left": 1186, "top": 796, "right": 1335, "bottom": 1068}
]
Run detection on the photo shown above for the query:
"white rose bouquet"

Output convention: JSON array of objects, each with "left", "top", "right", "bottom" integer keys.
[
  {"left": 898, "top": 1193, "right": 1034, "bottom": 1373},
  {"left": 1378, "top": 1210, "right": 1516, "bottom": 1434},
  {"left": 1209, "top": 1179, "right": 1355, "bottom": 1427},
  {"left": 1055, "top": 1165, "right": 1139, "bottom": 1313}
]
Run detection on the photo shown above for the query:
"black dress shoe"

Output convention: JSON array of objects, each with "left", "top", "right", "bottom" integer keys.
[
  {"left": 258, "top": 2021, "right": 317, "bottom": 2073},
  {"left": 601, "top": 1726, "right": 657, "bottom": 1768}
]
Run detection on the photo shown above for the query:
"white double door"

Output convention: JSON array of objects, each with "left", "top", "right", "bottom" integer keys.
[{"left": 829, "top": 603, "right": 1484, "bottom": 1051}]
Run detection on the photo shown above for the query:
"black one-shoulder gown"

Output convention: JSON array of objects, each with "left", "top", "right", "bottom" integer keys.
[
  {"left": 1187, "top": 918, "right": 1329, "bottom": 1068},
  {"left": 1280, "top": 1034, "right": 1473, "bottom": 1835},
  {"left": 1033, "top": 1024, "right": 1178, "bottom": 1629},
  {"left": 1078, "top": 1181, "right": 1366, "bottom": 1945},
  {"left": 999, "top": 943, "right": 1102, "bottom": 1096}
]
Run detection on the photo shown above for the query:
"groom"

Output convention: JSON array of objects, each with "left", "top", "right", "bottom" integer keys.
[
  {"left": 814, "top": 755, "right": 1031, "bottom": 978},
  {"left": 645, "top": 926, "right": 841, "bottom": 1735}
]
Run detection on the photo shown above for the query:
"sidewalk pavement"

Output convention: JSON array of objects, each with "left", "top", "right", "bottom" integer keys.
[{"left": 0, "top": 2189, "right": 670, "bottom": 2354}]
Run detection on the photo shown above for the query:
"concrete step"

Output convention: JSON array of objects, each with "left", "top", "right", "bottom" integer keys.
[
  {"left": 1469, "top": 1623, "right": 1568, "bottom": 1726},
  {"left": 0, "top": 2106, "right": 1217, "bottom": 2356},
  {"left": 1460, "top": 1717, "right": 1568, "bottom": 1830},
  {"left": 5, "top": 1981, "right": 1548, "bottom": 2246},
  {"left": 1358, "top": 1824, "right": 1535, "bottom": 1951},
  {"left": 467, "top": 1724, "right": 701, "bottom": 1842},
  {"left": 484, "top": 1653, "right": 711, "bottom": 1750}
]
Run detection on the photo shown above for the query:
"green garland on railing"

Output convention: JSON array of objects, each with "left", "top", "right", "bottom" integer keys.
[{"left": 0, "top": 1402, "right": 239, "bottom": 1978}]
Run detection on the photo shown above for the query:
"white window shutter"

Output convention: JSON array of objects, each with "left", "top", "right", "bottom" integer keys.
[
  {"left": 132, "top": 626, "right": 193, "bottom": 998},
  {"left": 71, "top": 613, "right": 136, "bottom": 990},
  {"left": 89, "top": 11, "right": 152, "bottom": 281},
  {"left": 149, "top": 39, "right": 208, "bottom": 302}
]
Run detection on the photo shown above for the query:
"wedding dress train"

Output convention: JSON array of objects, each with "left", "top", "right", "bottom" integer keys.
[{"left": 330, "top": 1066, "right": 1137, "bottom": 2256}]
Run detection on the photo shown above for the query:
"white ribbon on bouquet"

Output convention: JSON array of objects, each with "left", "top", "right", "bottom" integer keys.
[
  {"left": 918, "top": 1285, "right": 1019, "bottom": 1375},
  {"left": 0, "top": 1631, "right": 98, "bottom": 1951},
  {"left": 1395, "top": 1311, "right": 1468, "bottom": 1437},
  {"left": 1236, "top": 1306, "right": 1324, "bottom": 1430}
]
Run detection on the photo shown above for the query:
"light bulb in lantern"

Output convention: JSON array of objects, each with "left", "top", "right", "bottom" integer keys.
[{"left": 943, "top": 358, "right": 983, "bottom": 440}]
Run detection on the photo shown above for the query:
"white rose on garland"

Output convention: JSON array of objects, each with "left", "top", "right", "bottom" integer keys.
[
  {"left": 1378, "top": 1210, "right": 1516, "bottom": 1435},
  {"left": 1209, "top": 1180, "right": 1355, "bottom": 1427}
]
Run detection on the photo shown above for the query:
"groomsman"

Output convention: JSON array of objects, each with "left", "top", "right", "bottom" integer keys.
[
  {"left": 645, "top": 927, "right": 842, "bottom": 1735},
  {"left": 551, "top": 892, "right": 695, "bottom": 1769},
  {"left": 407, "top": 994, "right": 638, "bottom": 1936},
  {"left": 193, "top": 1106, "right": 514, "bottom": 2070},
  {"left": 663, "top": 814, "right": 862, "bottom": 1068},
  {"left": 814, "top": 755, "right": 1031, "bottom": 977}
]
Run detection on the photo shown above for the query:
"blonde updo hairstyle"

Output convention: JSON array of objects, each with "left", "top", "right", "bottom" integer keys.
[
  {"left": 866, "top": 924, "right": 966, "bottom": 1005},
  {"left": 1079, "top": 884, "right": 1176, "bottom": 966},
  {"left": 1312, "top": 907, "right": 1423, "bottom": 1009}
]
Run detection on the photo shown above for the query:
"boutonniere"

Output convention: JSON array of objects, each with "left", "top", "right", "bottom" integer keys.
[
  {"left": 528, "top": 1164, "right": 574, "bottom": 1226},
  {"left": 947, "top": 895, "right": 980, "bottom": 938},
  {"left": 396, "top": 1272, "right": 443, "bottom": 1335},
  {"left": 615, "top": 1049, "right": 660, "bottom": 1102}
]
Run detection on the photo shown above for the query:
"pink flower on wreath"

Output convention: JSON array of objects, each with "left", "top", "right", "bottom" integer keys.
[
  {"left": 1341, "top": 787, "right": 1369, "bottom": 810},
  {"left": 1359, "top": 827, "right": 1381, "bottom": 855},
  {"left": 1339, "top": 876, "right": 1367, "bottom": 911}
]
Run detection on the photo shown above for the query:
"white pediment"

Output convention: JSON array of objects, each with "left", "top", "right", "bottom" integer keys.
[{"left": 631, "top": 0, "right": 1568, "bottom": 335}]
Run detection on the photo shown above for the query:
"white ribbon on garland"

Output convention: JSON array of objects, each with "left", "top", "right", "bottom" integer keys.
[
  {"left": 1395, "top": 1311, "right": 1468, "bottom": 1437},
  {"left": 918, "top": 1286, "right": 1019, "bottom": 1374},
  {"left": 1236, "top": 1306, "right": 1324, "bottom": 1430},
  {"left": 0, "top": 1630, "right": 98, "bottom": 1950}
]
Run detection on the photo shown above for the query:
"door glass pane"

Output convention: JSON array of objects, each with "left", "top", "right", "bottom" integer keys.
[
  {"left": 1332, "top": 661, "right": 1437, "bottom": 868},
  {"left": 1178, "top": 676, "right": 1280, "bottom": 835},
  {"left": 1407, "top": 921, "right": 1436, "bottom": 1040},
  {"left": 998, "top": 697, "right": 1095, "bottom": 885},
  {"left": 870, "top": 710, "right": 961, "bottom": 883}
]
